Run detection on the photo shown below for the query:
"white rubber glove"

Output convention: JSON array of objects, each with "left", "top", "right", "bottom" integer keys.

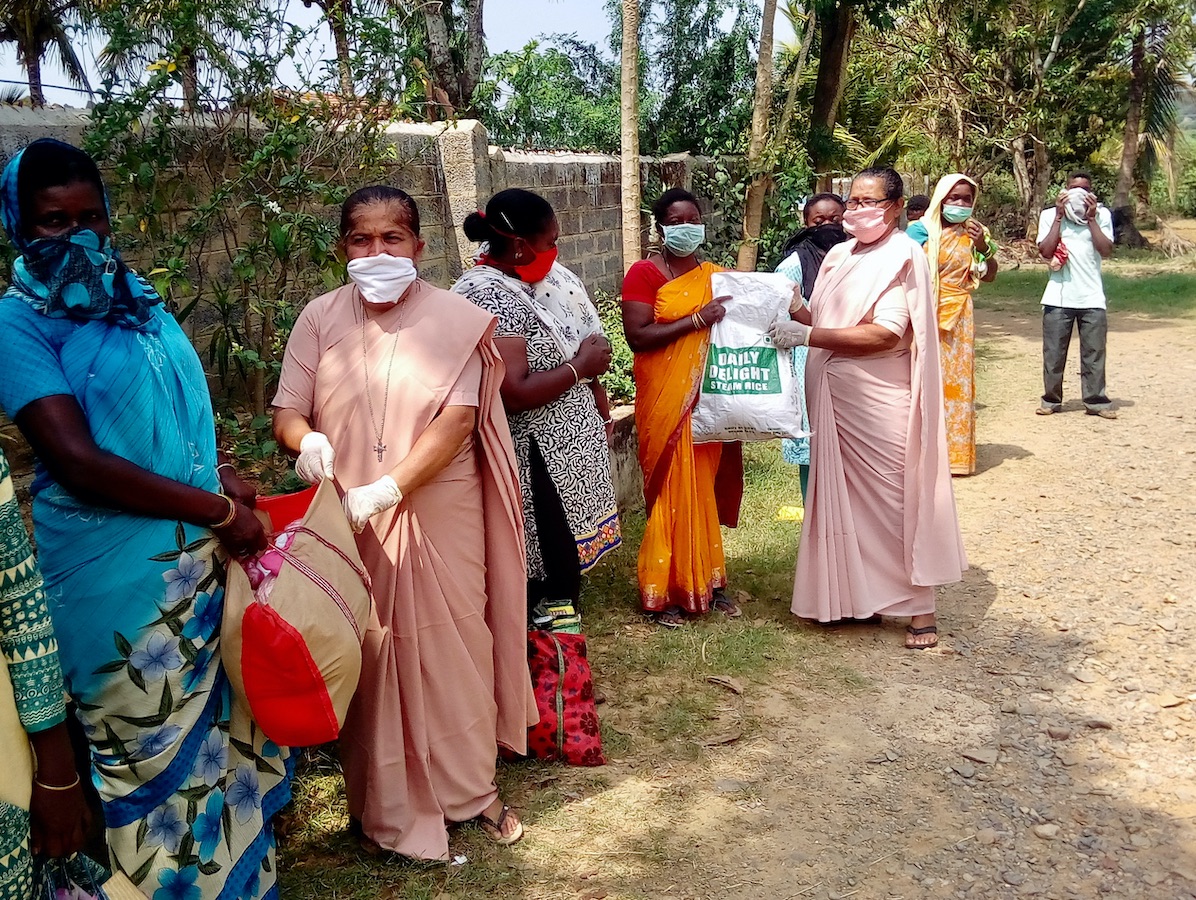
[
  {"left": 295, "top": 431, "right": 335, "bottom": 484},
  {"left": 342, "top": 476, "right": 402, "bottom": 532},
  {"left": 769, "top": 320, "right": 811, "bottom": 350}
]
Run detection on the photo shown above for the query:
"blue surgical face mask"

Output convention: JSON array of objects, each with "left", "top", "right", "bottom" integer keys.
[
  {"left": 942, "top": 205, "right": 973, "bottom": 225},
  {"left": 660, "top": 223, "right": 705, "bottom": 256}
]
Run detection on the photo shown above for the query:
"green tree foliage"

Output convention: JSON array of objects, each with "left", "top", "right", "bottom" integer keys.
[
  {"left": 638, "top": 0, "right": 762, "bottom": 155},
  {"left": 69, "top": 0, "right": 411, "bottom": 476},
  {"left": 863, "top": 0, "right": 1145, "bottom": 235},
  {"left": 479, "top": 37, "right": 622, "bottom": 151}
]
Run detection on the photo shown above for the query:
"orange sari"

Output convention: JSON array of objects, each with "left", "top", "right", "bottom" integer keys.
[{"left": 633, "top": 262, "right": 742, "bottom": 613}]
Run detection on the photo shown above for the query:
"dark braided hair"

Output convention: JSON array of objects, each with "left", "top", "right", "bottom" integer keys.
[
  {"left": 339, "top": 185, "right": 421, "bottom": 237},
  {"left": 462, "top": 188, "right": 555, "bottom": 255}
]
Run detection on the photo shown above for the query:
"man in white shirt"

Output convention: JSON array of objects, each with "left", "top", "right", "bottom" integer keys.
[{"left": 1035, "top": 172, "right": 1116, "bottom": 419}]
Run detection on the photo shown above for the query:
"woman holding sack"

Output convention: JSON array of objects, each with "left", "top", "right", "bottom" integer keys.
[
  {"left": 0, "top": 446, "right": 89, "bottom": 900},
  {"left": 0, "top": 139, "right": 289, "bottom": 900},
  {"left": 452, "top": 188, "right": 621, "bottom": 625},
  {"left": 273, "top": 185, "right": 535, "bottom": 858},
  {"left": 921, "top": 174, "right": 998, "bottom": 476},
  {"left": 620, "top": 188, "right": 743, "bottom": 628},
  {"left": 769, "top": 167, "right": 966, "bottom": 650}
]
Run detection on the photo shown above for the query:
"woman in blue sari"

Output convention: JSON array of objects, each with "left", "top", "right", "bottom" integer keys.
[{"left": 0, "top": 139, "right": 291, "bottom": 900}]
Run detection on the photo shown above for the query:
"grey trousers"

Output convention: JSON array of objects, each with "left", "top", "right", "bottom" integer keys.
[{"left": 1041, "top": 306, "right": 1111, "bottom": 410}]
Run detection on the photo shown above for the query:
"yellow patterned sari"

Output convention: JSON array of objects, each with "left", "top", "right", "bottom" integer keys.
[{"left": 935, "top": 226, "right": 980, "bottom": 475}]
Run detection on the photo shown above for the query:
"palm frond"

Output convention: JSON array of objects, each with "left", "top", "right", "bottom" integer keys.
[
  {"left": 832, "top": 123, "right": 868, "bottom": 167},
  {"left": 50, "top": 24, "right": 91, "bottom": 92}
]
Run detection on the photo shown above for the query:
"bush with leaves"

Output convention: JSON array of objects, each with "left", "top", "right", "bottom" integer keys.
[
  {"left": 594, "top": 290, "right": 636, "bottom": 404},
  {"left": 74, "top": 3, "right": 421, "bottom": 486}
]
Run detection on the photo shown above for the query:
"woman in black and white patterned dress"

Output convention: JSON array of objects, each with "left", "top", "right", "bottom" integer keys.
[{"left": 454, "top": 189, "right": 621, "bottom": 622}]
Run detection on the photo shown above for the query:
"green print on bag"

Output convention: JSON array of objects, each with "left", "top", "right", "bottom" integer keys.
[{"left": 702, "top": 345, "right": 782, "bottom": 395}]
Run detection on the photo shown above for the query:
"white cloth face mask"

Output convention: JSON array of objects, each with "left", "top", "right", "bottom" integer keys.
[
  {"left": 1064, "top": 187, "right": 1093, "bottom": 225},
  {"left": 347, "top": 253, "right": 418, "bottom": 305}
]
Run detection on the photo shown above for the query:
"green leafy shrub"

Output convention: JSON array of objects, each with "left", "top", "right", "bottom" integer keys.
[{"left": 595, "top": 289, "right": 635, "bottom": 405}]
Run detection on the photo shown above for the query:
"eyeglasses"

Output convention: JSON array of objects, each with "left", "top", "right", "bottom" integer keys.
[{"left": 844, "top": 198, "right": 895, "bottom": 210}]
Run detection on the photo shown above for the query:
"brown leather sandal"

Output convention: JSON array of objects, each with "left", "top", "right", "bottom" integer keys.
[
  {"left": 476, "top": 804, "right": 524, "bottom": 846},
  {"left": 905, "top": 624, "right": 939, "bottom": 650}
]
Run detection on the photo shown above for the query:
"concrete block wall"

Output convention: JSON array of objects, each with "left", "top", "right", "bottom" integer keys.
[{"left": 494, "top": 150, "right": 626, "bottom": 293}]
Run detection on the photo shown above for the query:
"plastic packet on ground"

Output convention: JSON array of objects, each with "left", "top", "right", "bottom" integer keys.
[{"left": 691, "top": 271, "right": 809, "bottom": 443}]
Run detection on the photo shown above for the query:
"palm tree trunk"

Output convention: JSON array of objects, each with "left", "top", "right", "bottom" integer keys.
[
  {"left": 25, "top": 45, "right": 45, "bottom": 107},
  {"left": 459, "top": 0, "right": 485, "bottom": 109},
  {"left": 326, "top": 0, "right": 355, "bottom": 96},
  {"left": 777, "top": 6, "right": 815, "bottom": 142},
  {"left": 181, "top": 48, "right": 199, "bottom": 111},
  {"left": 808, "top": 1, "right": 855, "bottom": 190},
  {"left": 1165, "top": 123, "right": 1177, "bottom": 207},
  {"left": 422, "top": 4, "right": 461, "bottom": 112},
  {"left": 619, "top": 0, "right": 642, "bottom": 273},
  {"left": 737, "top": 0, "right": 778, "bottom": 272},
  {"left": 1113, "top": 29, "right": 1146, "bottom": 211}
]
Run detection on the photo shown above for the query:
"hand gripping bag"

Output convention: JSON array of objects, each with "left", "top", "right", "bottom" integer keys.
[
  {"left": 691, "top": 271, "right": 809, "bottom": 443},
  {"left": 223, "top": 479, "right": 372, "bottom": 747}
]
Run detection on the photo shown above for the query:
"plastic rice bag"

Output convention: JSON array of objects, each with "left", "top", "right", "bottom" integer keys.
[{"left": 691, "top": 271, "right": 809, "bottom": 443}]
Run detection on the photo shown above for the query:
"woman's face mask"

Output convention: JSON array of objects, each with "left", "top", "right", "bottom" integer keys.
[
  {"left": 347, "top": 253, "right": 418, "bottom": 305},
  {"left": 942, "top": 205, "right": 973, "bottom": 225},
  {"left": 512, "top": 243, "right": 558, "bottom": 283},
  {"left": 842, "top": 206, "right": 893, "bottom": 244},
  {"left": 660, "top": 223, "right": 706, "bottom": 256}
]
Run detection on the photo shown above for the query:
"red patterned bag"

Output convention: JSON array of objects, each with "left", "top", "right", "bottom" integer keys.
[{"left": 524, "top": 630, "right": 606, "bottom": 766}]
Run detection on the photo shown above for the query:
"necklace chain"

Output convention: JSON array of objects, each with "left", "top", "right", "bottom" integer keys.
[
  {"left": 361, "top": 300, "right": 408, "bottom": 462},
  {"left": 662, "top": 251, "right": 678, "bottom": 280}
]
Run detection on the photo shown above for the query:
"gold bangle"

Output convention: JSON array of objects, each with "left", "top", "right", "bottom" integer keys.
[
  {"left": 35, "top": 772, "right": 80, "bottom": 791},
  {"left": 211, "top": 494, "right": 238, "bottom": 530},
  {"left": 565, "top": 362, "right": 581, "bottom": 386}
]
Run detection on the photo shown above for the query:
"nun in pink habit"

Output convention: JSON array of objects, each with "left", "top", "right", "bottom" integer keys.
[{"left": 769, "top": 167, "right": 967, "bottom": 649}]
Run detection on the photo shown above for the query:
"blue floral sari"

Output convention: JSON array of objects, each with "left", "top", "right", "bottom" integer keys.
[{"left": 0, "top": 144, "right": 291, "bottom": 900}]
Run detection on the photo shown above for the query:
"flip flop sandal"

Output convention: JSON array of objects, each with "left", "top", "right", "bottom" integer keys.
[
  {"left": 711, "top": 591, "right": 742, "bottom": 619},
  {"left": 656, "top": 607, "right": 687, "bottom": 628},
  {"left": 476, "top": 804, "right": 524, "bottom": 846},
  {"left": 905, "top": 624, "right": 939, "bottom": 650}
]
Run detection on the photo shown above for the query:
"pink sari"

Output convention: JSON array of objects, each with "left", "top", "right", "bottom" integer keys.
[
  {"left": 792, "top": 231, "right": 966, "bottom": 621},
  {"left": 274, "top": 280, "right": 535, "bottom": 859}
]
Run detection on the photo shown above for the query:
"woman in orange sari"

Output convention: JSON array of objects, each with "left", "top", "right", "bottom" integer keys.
[
  {"left": 620, "top": 189, "right": 743, "bottom": 627},
  {"left": 921, "top": 174, "right": 998, "bottom": 476}
]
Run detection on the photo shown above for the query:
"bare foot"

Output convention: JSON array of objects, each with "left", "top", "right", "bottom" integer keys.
[
  {"left": 478, "top": 798, "right": 523, "bottom": 845},
  {"left": 905, "top": 613, "right": 939, "bottom": 649}
]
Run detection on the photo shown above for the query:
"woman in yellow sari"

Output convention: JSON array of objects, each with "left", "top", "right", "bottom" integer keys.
[
  {"left": 922, "top": 174, "right": 998, "bottom": 476},
  {"left": 620, "top": 189, "right": 743, "bottom": 627}
]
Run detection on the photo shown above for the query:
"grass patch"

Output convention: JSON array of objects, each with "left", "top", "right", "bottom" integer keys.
[{"left": 976, "top": 266, "right": 1196, "bottom": 317}]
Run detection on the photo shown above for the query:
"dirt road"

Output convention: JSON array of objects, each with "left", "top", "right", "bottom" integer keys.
[{"left": 510, "top": 305, "right": 1196, "bottom": 900}]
